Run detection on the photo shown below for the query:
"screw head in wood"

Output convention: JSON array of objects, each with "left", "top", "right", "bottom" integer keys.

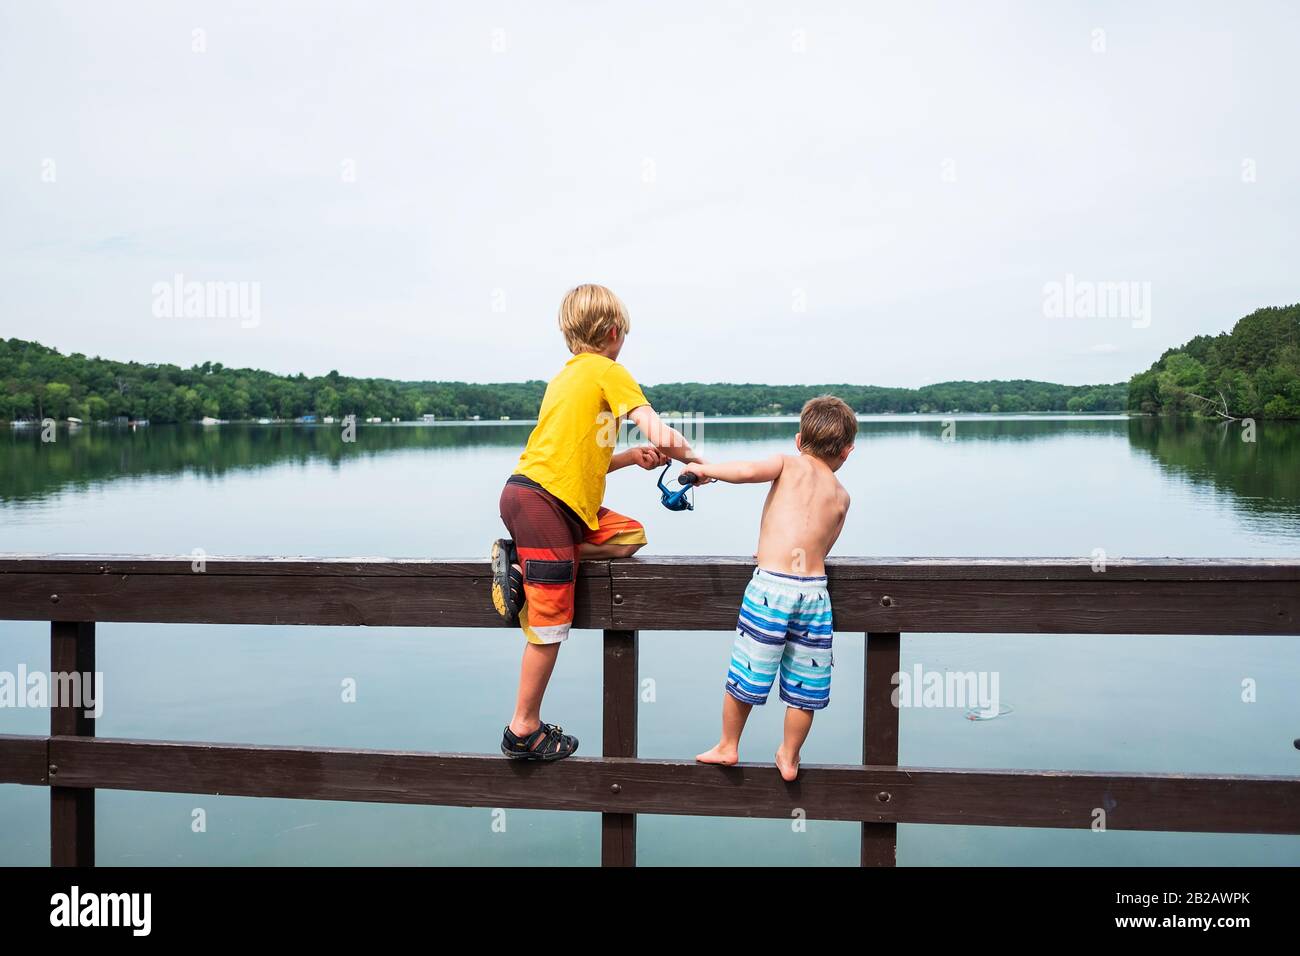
[
  {"left": 880, "top": 595, "right": 894, "bottom": 608},
  {"left": 613, "top": 594, "right": 624, "bottom": 605},
  {"left": 49, "top": 764, "right": 58, "bottom": 775},
  {"left": 875, "top": 791, "right": 891, "bottom": 803},
  {"left": 610, "top": 783, "right": 622, "bottom": 794},
  {"left": 50, "top": 594, "right": 60, "bottom": 604}
]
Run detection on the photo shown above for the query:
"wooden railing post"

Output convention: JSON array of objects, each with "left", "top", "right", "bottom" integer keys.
[
  {"left": 862, "top": 631, "right": 900, "bottom": 866},
  {"left": 50, "top": 620, "right": 96, "bottom": 867},
  {"left": 601, "top": 628, "right": 638, "bottom": 866}
]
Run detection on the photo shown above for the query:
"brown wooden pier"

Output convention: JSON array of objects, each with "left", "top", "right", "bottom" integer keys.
[{"left": 1, "top": 554, "right": 1297, "bottom": 866}]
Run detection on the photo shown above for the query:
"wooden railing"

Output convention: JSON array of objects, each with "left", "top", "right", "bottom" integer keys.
[{"left": 1, "top": 554, "right": 1298, "bottom": 867}]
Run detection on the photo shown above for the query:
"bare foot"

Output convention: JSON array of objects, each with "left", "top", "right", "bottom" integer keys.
[
  {"left": 696, "top": 743, "right": 739, "bottom": 766},
  {"left": 775, "top": 747, "right": 800, "bottom": 781}
]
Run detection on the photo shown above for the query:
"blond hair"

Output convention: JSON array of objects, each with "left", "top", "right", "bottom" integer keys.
[
  {"left": 558, "top": 284, "right": 630, "bottom": 354},
  {"left": 799, "top": 395, "right": 858, "bottom": 461}
]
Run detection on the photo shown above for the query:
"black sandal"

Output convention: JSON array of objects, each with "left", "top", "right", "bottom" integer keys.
[
  {"left": 490, "top": 538, "right": 523, "bottom": 625},
  {"left": 501, "top": 722, "right": 579, "bottom": 761}
]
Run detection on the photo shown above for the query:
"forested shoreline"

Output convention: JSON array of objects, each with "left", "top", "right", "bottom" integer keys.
[
  {"left": 1, "top": 337, "right": 1125, "bottom": 423},
  {"left": 8, "top": 302, "right": 1299, "bottom": 424},
  {"left": 1127, "top": 304, "right": 1300, "bottom": 419}
]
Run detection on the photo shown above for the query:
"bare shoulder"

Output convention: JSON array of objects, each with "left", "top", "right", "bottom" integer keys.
[{"left": 768, "top": 453, "right": 797, "bottom": 477}]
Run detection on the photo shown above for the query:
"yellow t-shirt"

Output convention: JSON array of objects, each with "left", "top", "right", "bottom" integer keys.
[{"left": 515, "top": 352, "right": 649, "bottom": 529}]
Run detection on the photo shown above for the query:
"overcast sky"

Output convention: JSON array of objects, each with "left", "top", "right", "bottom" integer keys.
[{"left": 2, "top": 1, "right": 1297, "bottom": 387}]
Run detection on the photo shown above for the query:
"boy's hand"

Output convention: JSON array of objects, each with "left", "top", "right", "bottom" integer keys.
[
  {"left": 629, "top": 446, "right": 669, "bottom": 470},
  {"left": 681, "top": 462, "right": 715, "bottom": 485}
]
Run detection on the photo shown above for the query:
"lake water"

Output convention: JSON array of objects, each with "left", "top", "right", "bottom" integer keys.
[{"left": 2, "top": 416, "right": 1298, "bottom": 866}]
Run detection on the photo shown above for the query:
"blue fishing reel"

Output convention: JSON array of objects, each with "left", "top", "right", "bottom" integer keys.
[{"left": 658, "top": 463, "right": 698, "bottom": 512}]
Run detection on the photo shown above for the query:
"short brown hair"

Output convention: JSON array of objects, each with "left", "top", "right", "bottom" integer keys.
[
  {"left": 799, "top": 395, "right": 857, "bottom": 461},
  {"left": 558, "top": 284, "right": 630, "bottom": 353}
]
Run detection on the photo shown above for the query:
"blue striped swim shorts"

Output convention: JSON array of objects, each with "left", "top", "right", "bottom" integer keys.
[{"left": 725, "top": 567, "right": 833, "bottom": 711}]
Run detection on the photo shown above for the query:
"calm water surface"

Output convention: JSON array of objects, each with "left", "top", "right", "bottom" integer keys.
[{"left": 2, "top": 416, "right": 1298, "bottom": 865}]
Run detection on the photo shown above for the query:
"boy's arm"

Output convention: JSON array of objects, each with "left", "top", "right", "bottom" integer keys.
[
  {"left": 826, "top": 492, "right": 850, "bottom": 551},
  {"left": 682, "top": 454, "right": 784, "bottom": 485},
  {"left": 627, "top": 405, "right": 704, "bottom": 464},
  {"left": 608, "top": 446, "right": 668, "bottom": 472}
]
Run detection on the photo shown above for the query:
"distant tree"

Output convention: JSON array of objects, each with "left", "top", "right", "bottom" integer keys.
[
  {"left": 43, "top": 382, "right": 73, "bottom": 418},
  {"left": 1128, "top": 304, "right": 1300, "bottom": 419}
]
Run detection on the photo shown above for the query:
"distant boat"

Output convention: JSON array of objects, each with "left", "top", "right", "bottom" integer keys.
[
  {"left": 499, "top": 415, "right": 510, "bottom": 421},
  {"left": 10, "top": 420, "right": 35, "bottom": 428},
  {"left": 365, "top": 416, "right": 382, "bottom": 424},
  {"left": 421, "top": 414, "right": 436, "bottom": 422},
  {"left": 66, "top": 417, "right": 83, "bottom": 425},
  {"left": 471, "top": 415, "right": 481, "bottom": 421},
  {"left": 391, "top": 417, "right": 400, "bottom": 423},
  {"left": 257, "top": 418, "right": 272, "bottom": 425},
  {"left": 296, "top": 415, "right": 317, "bottom": 424},
  {"left": 323, "top": 416, "right": 335, "bottom": 424},
  {"left": 200, "top": 416, "right": 223, "bottom": 426}
]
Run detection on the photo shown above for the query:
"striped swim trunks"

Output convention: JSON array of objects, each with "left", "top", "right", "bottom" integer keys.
[
  {"left": 498, "top": 474, "right": 647, "bottom": 645},
  {"left": 725, "top": 567, "right": 834, "bottom": 711}
]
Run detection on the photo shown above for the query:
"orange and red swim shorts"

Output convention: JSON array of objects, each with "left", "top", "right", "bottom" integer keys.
[{"left": 498, "top": 474, "right": 646, "bottom": 644}]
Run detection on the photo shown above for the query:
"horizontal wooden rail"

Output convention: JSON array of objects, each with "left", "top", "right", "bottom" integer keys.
[
  {"left": 1, "top": 554, "right": 1296, "bottom": 632},
  {"left": 0, "top": 734, "right": 49, "bottom": 785},
  {"left": 608, "top": 557, "right": 1300, "bottom": 633},
  {"left": 0, "top": 735, "right": 1293, "bottom": 834},
  {"left": 0, "top": 556, "right": 610, "bottom": 628}
]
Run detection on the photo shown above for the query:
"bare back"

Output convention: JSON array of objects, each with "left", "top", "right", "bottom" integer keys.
[{"left": 754, "top": 453, "right": 850, "bottom": 576}]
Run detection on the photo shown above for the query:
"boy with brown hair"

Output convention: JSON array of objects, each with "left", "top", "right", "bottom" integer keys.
[
  {"left": 687, "top": 395, "right": 856, "bottom": 780},
  {"left": 491, "top": 284, "right": 704, "bottom": 760}
]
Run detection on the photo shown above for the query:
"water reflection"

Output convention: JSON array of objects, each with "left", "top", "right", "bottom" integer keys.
[
  {"left": 4, "top": 418, "right": 1300, "bottom": 531},
  {"left": 1126, "top": 418, "right": 1300, "bottom": 532}
]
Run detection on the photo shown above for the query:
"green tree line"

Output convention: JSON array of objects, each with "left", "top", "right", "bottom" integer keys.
[
  {"left": 0, "top": 339, "right": 547, "bottom": 422},
  {"left": 643, "top": 380, "right": 1125, "bottom": 415},
  {"left": 1128, "top": 304, "right": 1300, "bottom": 419},
  {"left": 1, "top": 336, "right": 1129, "bottom": 423}
]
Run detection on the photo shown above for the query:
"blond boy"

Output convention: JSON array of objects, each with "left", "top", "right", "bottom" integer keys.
[{"left": 492, "top": 284, "right": 704, "bottom": 760}]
